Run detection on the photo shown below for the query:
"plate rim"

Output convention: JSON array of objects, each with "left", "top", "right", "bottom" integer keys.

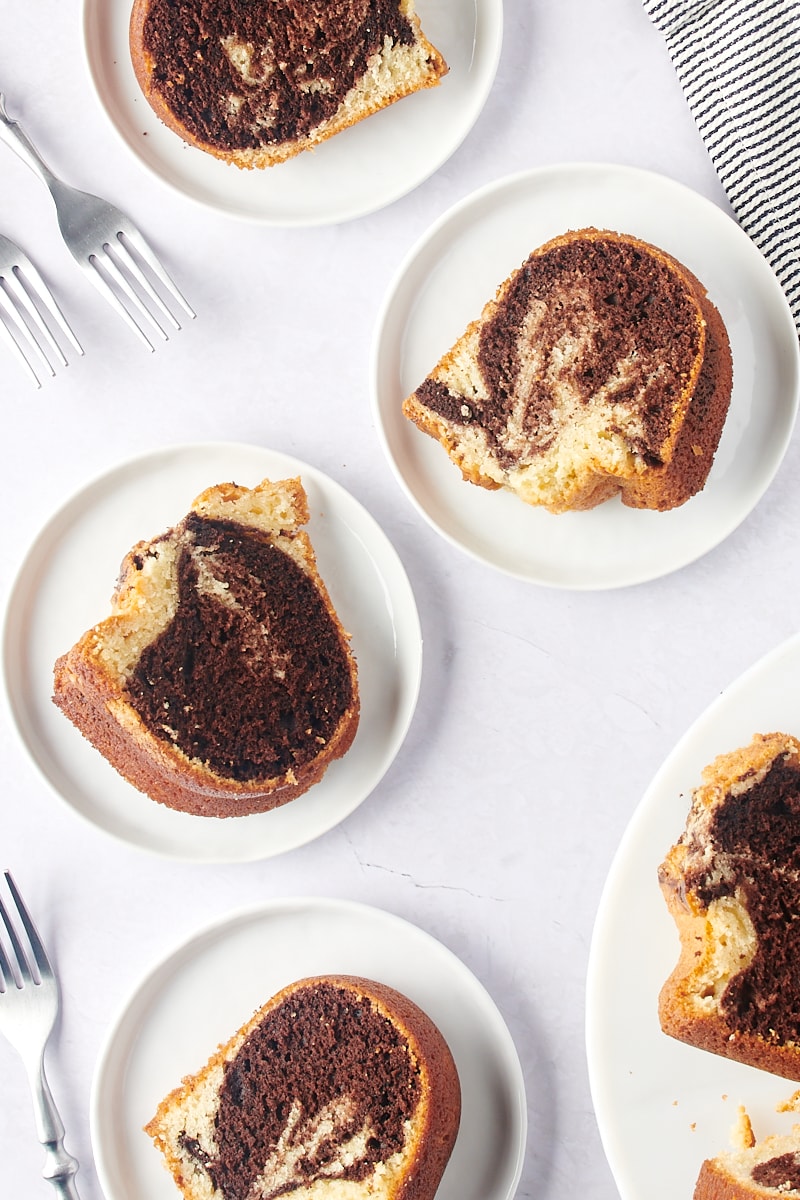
[
  {"left": 584, "top": 630, "right": 800, "bottom": 1197},
  {"left": 80, "top": 0, "right": 504, "bottom": 227},
  {"left": 90, "top": 894, "right": 529, "bottom": 1200},
  {"left": 0, "top": 440, "right": 423, "bottom": 863},
  {"left": 370, "top": 160, "right": 800, "bottom": 588}
]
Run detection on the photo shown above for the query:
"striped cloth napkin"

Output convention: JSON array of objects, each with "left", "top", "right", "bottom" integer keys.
[{"left": 643, "top": 0, "right": 800, "bottom": 335}]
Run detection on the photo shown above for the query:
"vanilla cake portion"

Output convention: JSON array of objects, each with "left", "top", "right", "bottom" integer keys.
[
  {"left": 659, "top": 733, "right": 800, "bottom": 1080},
  {"left": 402, "top": 228, "right": 733, "bottom": 513},
  {"left": 146, "top": 976, "right": 461, "bottom": 1200},
  {"left": 52, "top": 477, "right": 359, "bottom": 819},
  {"left": 129, "top": 0, "right": 448, "bottom": 168}
]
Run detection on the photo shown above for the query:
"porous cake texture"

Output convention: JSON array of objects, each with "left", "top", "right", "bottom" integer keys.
[
  {"left": 129, "top": 0, "right": 448, "bottom": 168},
  {"left": 53, "top": 477, "right": 359, "bottom": 818},
  {"left": 146, "top": 975, "right": 461, "bottom": 1200},
  {"left": 403, "top": 227, "right": 733, "bottom": 513}
]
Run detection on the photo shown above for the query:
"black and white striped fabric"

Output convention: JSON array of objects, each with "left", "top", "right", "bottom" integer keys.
[{"left": 643, "top": 0, "right": 800, "bottom": 335}]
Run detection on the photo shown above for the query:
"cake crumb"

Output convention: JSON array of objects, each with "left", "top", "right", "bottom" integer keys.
[
  {"left": 776, "top": 1090, "right": 800, "bottom": 1113},
  {"left": 732, "top": 1106, "right": 755, "bottom": 1150}
]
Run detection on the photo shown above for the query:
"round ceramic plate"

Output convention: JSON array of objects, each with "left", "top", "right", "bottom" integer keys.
[
  {"left": 91, "top": 896, "right": 527, "bottom": 1200},
  {"left": 586, "top": 632, "right": 800, "bottom": 1199},
  {"left": 1, "top": 442, "right": 422, "bottom": 861},
  {"left": 81, "top": 0, "right": 503, "bottom": 225},
  {"left": 370, "top": 163, "right": 800, "bottom": 588}
]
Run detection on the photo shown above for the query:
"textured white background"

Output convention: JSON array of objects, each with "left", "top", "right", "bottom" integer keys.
[{"left": 0, "top": 2, "right": 798, "bottom": 1199}]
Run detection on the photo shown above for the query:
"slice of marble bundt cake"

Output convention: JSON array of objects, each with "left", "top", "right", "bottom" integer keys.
[
  {"left": 659, "top": 732, "right": 800, "bottom": 1080},
  {"left": 403, "top": 227, "right": 733, "bottom": 513},
  {"left": 146, "top": 975, "right": 461, "bottom": 1200},
  {"left": 129, "top": 0, "right": 448, "bottom": 169},
  {"left": 53, "top": 477, "right": 359, "bottom": 818}
]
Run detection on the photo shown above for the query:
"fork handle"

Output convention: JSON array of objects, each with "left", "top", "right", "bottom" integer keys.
[
  {"left": 0, "top": 93, "right": 60, "bottom": 192},
  {"left": 29, "top": 1060, "right": 81, "bottom": 1199}
]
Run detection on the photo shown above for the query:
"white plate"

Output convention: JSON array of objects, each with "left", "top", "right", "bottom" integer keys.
[
  {"left": 586, "top": 632, "right": 800, "bottom": 1199},
  {"left": 1, "top": 442, "right": 422, "bottom": 862},
  {"left": 91, "top": 896, "right": 527, "bottom": 1200},
  {"left": 371, "top": 163, "right": 800, "bottom": 588},
  {"left": 81, "top": 0, "right": 502, "bottom": 225}
]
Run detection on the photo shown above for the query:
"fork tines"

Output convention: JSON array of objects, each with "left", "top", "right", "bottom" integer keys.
[
  {"left": 0, "top": 871, "right": 48, "bottom": 991},
  {"left": 0, "top": 94, "right": 195, "bottom": 355},
  {"left": 0, "top": 234, "right": 83, "bottom": 388},
  {"left": 85, "top": 226, "right": 196, "bottom": 353}
]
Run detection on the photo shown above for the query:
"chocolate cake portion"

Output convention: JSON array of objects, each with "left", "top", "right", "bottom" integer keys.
[
  {"left": 752, "top": 1155, "right": 800, "bottom": 1190},
  {"left": 129, "top": 0, "right": 448, "bottom": 168},
  {"left": 667, "top": 752, "right": 800, "bottom": 1046},
  {"left": 53, "top": 478, "right": 360, "bottom": 818},
  {"left": 204, "top": 981, "right": 420, "bottom": 1200},
  {"left": 146, "top": 976, "right": 462, "bottom": 1200},
  {"left": 138, "top": 0, "right": 415, "bottom": 151},
  {"left": 403, "top": 228, "right": 733, "bottom": 513},
  {"left": 659, "top": 733, "right": 800, "bottom": 1079},
  {"left": 126, "top": 514, "right": 354, "bottom": 784},
  {"left": 419, "top": 235, "right": 702, "bottom": 464}
]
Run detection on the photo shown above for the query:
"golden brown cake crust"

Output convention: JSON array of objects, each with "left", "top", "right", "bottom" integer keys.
[
  {"left": 146, "top": 974, "right": 461, "bottom": 1200},
  {"left": 658, "top": 732, "right": 800, "bottom": 1080},
  {"left": 52, "top": 477, "right": 359, "bottom": 819},
  {"left": 402, "top": 227, "right": 733, "bottom": 514},
  {"left": 129, "top": 0, "right": 447, "bottom": 169},
  {"left": 694, "top": 1159, "right": 762, "bottom": 1200}
]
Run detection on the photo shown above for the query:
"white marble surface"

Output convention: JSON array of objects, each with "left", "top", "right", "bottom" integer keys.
[{"left": 0, "top": 2, "right": 798, "bottom": 1199}]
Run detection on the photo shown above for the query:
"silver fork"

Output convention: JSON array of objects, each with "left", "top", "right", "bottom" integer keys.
[
  {"left": 0, "top": 231, "right": 83, "bottom": 387},
  {"left": 0, "top": 872, "right": 81, "bottom": 1199},
  {"left": 0, "top": 93, "right": 195, "bottom": 351}
]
